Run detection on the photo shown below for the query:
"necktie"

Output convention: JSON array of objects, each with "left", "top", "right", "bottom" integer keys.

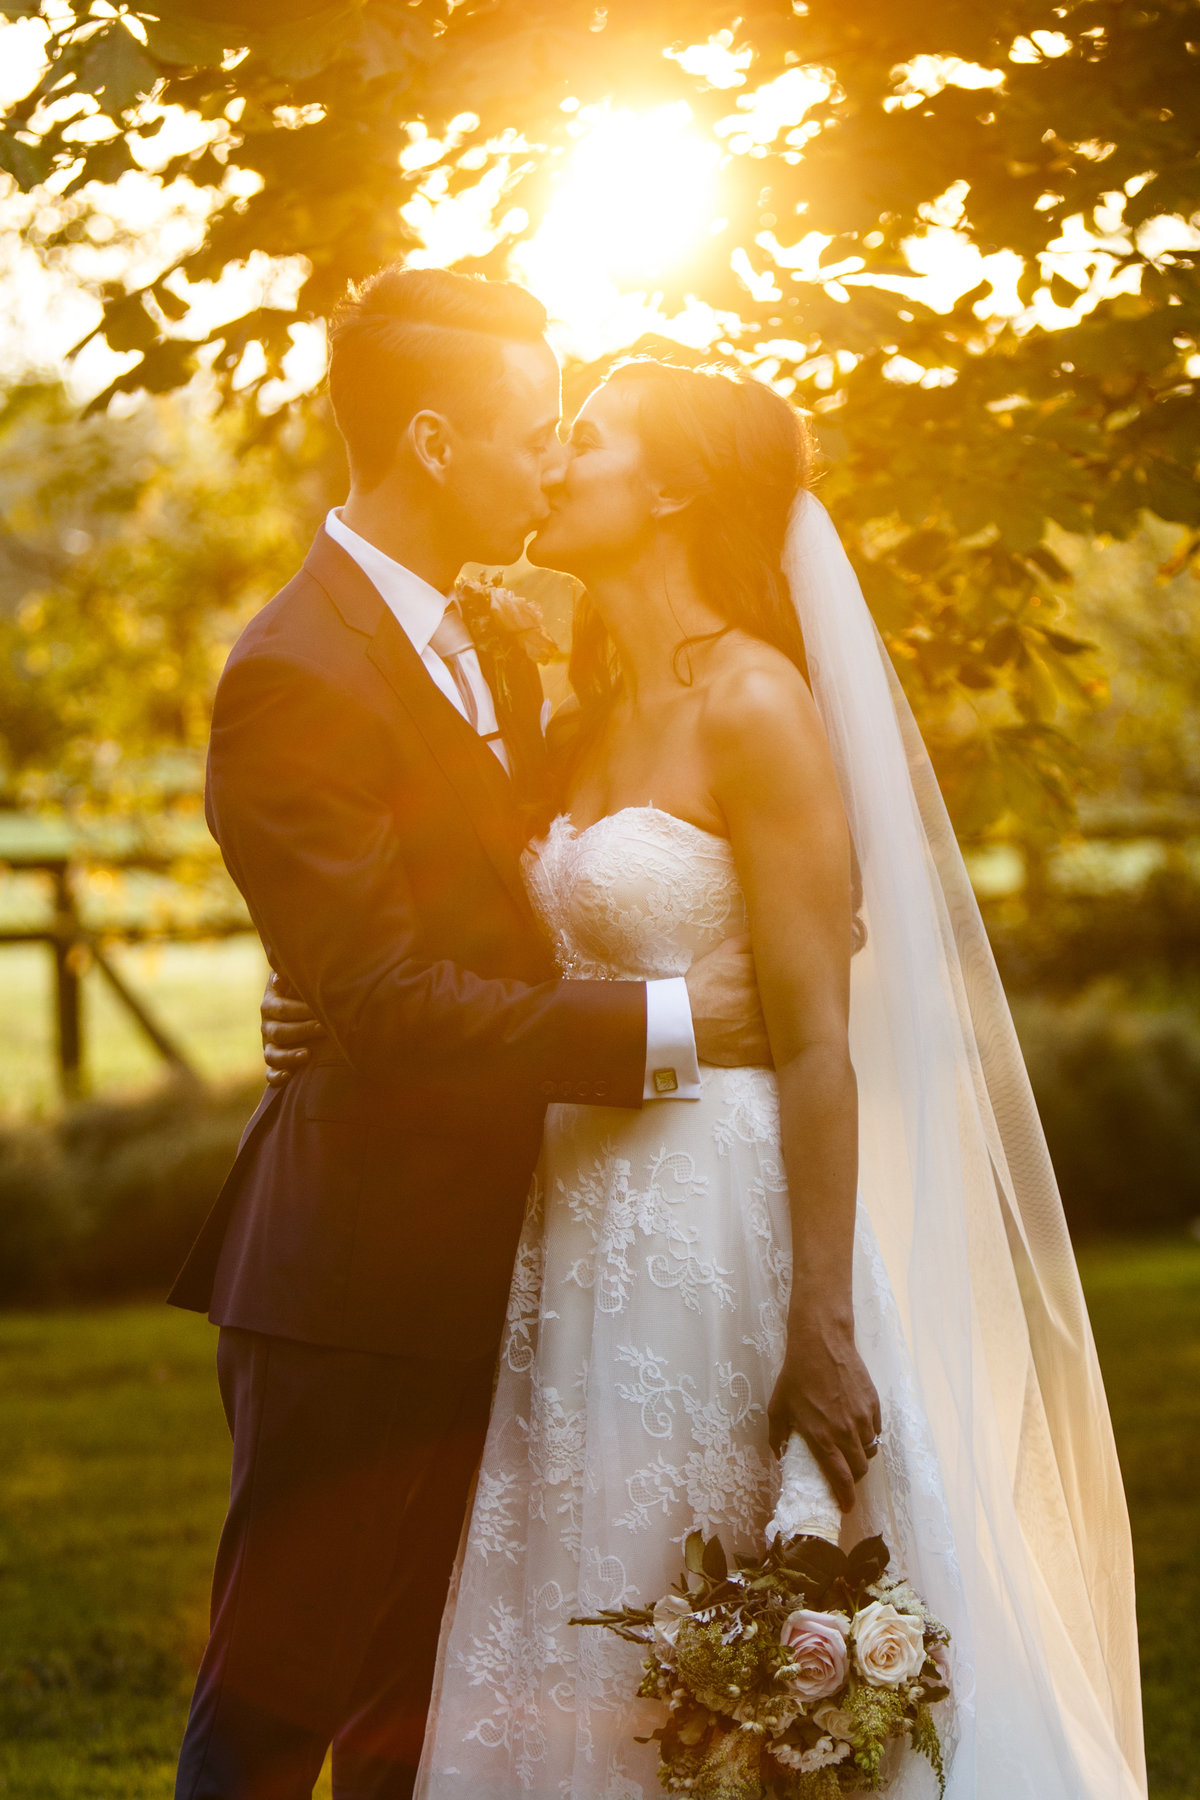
[{"left": 429, "top": 601, "right": 481, "bottom": 730}]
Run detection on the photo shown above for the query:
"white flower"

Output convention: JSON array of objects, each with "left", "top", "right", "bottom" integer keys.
[
  {"left": 652, "top": 1593, "right": 692, "bottom": 1665},
  {"left": 773, "top": 1735, "right": 853, "bottom": 1773},
  {"left": 813, "top": 1702, "right": 856, "bottom": 1742},
  {"left": 852, "top": 1600, "right": 928, "bottom": 1688}
]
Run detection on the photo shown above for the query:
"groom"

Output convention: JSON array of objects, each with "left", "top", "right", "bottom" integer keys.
[{"left": 170, "top": 264, "right": 767, "bottom": 1800}]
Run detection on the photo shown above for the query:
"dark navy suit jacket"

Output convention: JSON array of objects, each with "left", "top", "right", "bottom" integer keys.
[{"left": 169, "top": 529, "right": 646, "bottom": 1360}]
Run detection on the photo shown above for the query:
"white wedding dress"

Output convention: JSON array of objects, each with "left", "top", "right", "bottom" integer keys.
[
  {"left": 417, "top": 498, "right": 1147, "bottom": 1800},
  {"left": 414, "top": 805, "right": 1086, "bottom": 1800},
  {"left": 418, "top": 804, "right": 887, "bottom": 1800}
]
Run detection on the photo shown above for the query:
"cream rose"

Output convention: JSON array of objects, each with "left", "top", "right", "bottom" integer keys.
[
  {"left": 652, "top": 1593, "right": 692, "bottom": 1665},
  {"left": 813, "top": 1702, "right": 856, "bottom": 1742},
  {"left": 852, "top": 1601, "right": 927, "bottom": 1687},
  {"left": 779, "top": 1608, "right": 850, "bottom": 1702}
]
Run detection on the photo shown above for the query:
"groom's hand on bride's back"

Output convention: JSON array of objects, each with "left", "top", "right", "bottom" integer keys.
[
  {"left": 261, "top": 970, "right": 328, "bottom": 1086},
  {"left": 685, "top": 932, "right": 772, "bottom": 1068}
]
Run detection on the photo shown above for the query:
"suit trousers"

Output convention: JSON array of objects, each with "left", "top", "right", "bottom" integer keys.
[{"left": 175, "top": 1328, "right": 496, "bottom": 1800}]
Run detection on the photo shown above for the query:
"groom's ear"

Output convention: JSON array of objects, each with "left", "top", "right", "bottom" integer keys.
[{"left": 408, "top": 409, "right": 455, "bottom": 484}]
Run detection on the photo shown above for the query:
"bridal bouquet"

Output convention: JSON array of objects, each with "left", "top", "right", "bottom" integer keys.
[{"left": 571, "top": 1469, "right": 950, "bottom": 1799}]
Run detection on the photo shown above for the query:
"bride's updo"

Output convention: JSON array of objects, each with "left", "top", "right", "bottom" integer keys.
[{"left": 568, "top": 358, "right": 815, "bottom": 714}]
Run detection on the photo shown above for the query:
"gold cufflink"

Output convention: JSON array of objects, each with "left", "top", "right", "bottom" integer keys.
[{"left": 653, "top": 1068, "right": 679, "bottom": 1094}]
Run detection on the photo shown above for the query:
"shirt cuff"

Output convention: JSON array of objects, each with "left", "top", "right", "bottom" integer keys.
[{"left": 643, "top": 976, "right": 702, "bottom": 1101}]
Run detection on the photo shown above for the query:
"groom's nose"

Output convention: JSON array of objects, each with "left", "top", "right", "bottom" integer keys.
[{"left": 540, "top": 435, "right": 569, "bottom": 490}]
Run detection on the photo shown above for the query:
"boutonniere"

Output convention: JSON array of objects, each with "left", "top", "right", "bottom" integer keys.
[{"left": 454, "top": 573, "right": 562, "bottom": 671}]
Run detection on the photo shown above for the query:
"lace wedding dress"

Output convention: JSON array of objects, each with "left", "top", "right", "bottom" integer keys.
[{"left": 415, "top": 806, "right": 962, "bottom": 1800}]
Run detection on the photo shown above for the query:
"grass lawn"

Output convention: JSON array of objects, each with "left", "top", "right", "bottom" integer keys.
[{"left": 0, "top": 1241, "right": 1196, "bottom": 1799}]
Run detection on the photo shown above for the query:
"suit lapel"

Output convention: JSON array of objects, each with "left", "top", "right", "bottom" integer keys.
[{"left": 303, "top": 530, "right": 537, "bottom": 923}]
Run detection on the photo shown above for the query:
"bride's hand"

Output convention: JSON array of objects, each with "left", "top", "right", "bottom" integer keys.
[
  {"left": 261, "top": 970, "right": 327, "bottom": 1086},
  {"left": 767, "top": 1317, "right": 882, "bottom": 1513}
]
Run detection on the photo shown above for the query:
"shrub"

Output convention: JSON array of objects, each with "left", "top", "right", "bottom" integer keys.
[
  {"left": 60, "top": 1081, "right": 262, "bottom": 1300},
  {"left": 1013, "top": 986, "right": 1200, "bottom": 1237},
  {"left": 0, "top": 1079, "right": 260, "bottom": 1307},
  {"left": 0, "top": 1124, "right": 83, "bottom": 1304},
  {"left": 983, "top": 870, "right": 1200, "bottom": 995}
]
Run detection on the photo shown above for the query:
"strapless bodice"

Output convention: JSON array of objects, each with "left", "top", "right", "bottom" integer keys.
[{"left": 521, "top": 805, "right": 746, "bottom": 980}]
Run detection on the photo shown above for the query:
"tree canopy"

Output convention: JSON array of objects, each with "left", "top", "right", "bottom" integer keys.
[
  {"left": 0, "top": 381, "right": 329, "bottom": 811},
  {"left": 1, "top": 0, "right": 1197, "bottom": 831}
]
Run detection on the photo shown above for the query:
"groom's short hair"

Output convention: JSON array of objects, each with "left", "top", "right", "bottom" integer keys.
[{"left": 328, "top": 265, "right": 549, "bottom": 489}]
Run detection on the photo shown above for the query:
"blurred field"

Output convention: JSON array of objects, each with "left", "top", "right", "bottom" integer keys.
[
  {"left": 0, "top": 1241, "right": 1196, "bottom": 1798},
  {"left": 0, "top": 938, "right": 268, "bottom": 1119}
]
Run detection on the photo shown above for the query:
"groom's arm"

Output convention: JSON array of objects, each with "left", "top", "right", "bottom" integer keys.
[{"left": 208, "top": 648, "right": 646, "bottom": 1103}]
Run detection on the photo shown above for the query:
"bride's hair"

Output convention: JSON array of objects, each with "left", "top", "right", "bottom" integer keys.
[
  {"left": 547, "top": 360, "right": 865, "bottom": 941},
  {"left": 566, "top": 358, "right": 815, "bottom": 717}
]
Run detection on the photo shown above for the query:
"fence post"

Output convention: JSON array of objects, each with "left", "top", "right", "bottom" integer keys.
[{"left": 50, "top": 861, "right": 84, "bottom": 1102}]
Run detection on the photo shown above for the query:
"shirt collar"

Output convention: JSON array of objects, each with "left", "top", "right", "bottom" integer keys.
[{"left": 324, "top": 507, "right": 449, "bottom": 657}]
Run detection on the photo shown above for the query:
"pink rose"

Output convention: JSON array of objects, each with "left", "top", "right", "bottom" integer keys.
[
  {"left": 779, "top": 1609, "right": 850, "bottom": 1701},
  {"left": 481, "top": 584, "right": 561, "bottom": 662},
  {"left": 852, "top": 1601, "right": 927, "bottom": 1687}
]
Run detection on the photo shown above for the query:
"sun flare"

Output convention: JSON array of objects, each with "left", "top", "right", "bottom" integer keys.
[{"left": 513, "top": 102, "right": 724, "bottom": 358}]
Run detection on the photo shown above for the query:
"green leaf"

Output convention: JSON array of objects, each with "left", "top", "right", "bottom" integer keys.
[
  {"left": 684, "top": 1531, "right": 706, "bottom": 1576},
  {"left": 1027, "top": 544, "right": 1070, "bottom": 583},
  {"left": 102, "top": 292, "right": 158, "bottom": 356},
  {"left": 1048, "top": 272, "right": 1080, "bottom": 311},
  {"left": 1016, "top": 645, "right": 1060, "bottom": 723},
  {"left": 785, "top": 1536, "right": 847, "bottom": 1582},
  {"left": 0, "top": 129, "right": 52, "bottom": 190},
  {"left": 1038, "top": 626, "right": 1096, "bottom": 657},
  {"left": 152, "top": 282, "right": 191, "bottom": 323},
  {"left": 958, "top": 658, "right": 996, "bottom": 691},
  {"left": 845, "top": 1534, "right": 889, "bottom": 1586},
  {"left": 254, "top": 7, "right": 365, "bottom": 81},
  {"left": 135, "top": 337, "right": 196, "bottom": 394},
  {"left": 64, "top": 134, "right": 136, "bottom": 193},
  {"left": 701, "top": 1535, "right": 728, "bottom": 1582},
  {"left": 78, "top": 23, "right": 158, "bottom": 119},
  {"left": 141, "top": 13, "right": 236, "bottom": 67}
]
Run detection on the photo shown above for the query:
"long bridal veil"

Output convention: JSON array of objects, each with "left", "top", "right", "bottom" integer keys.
[{"left": 785, "top": 492, "right": 1146, "bottom": 1797}]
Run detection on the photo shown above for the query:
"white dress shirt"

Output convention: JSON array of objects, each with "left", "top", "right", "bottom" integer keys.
[
  {"left": 325, "top": 507, "right": 701, "bottom": 1102},
  {"left": 326, "top": 506, "right": 509, "bottom": 771}
]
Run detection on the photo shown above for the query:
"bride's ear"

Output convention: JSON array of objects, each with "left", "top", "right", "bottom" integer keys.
[{"left": 649, "top": 483, "right": 697, "bottom": 523}]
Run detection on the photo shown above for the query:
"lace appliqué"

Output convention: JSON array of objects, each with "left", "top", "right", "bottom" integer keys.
[
  {"left": 523, "top": 807, "right": 745, "bottom": 982},
  {"left": 556, "top": 1142, "right": 737, "bottom": 1318}
]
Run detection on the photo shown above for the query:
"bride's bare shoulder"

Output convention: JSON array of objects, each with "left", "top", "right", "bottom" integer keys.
[
  {"left": 697, "top": 637, "right": 840, "bottom": 815},
  {"left": 700, "top": 635, "right": 821, "bottom": 748}
]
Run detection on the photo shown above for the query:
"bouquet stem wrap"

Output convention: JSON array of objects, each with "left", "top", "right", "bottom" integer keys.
[{"left": 768, "top": 1432, "right": 843, "bottom": 1547}]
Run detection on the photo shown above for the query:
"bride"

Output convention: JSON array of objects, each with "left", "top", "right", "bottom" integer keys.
[
  {"left": 412, "top": 360, "right": 1146, "bottom": 1799},
  {"left": 269, "top": 359, "right": 1146, "bottom": 1799}
]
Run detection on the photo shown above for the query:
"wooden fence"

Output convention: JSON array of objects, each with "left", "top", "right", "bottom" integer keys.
[
  {"left": 3, "top": 802, "right": 1200, "bottom": 1104},
  {"left": 0, "top": 821, "right": 249, "bottom": 1101}
]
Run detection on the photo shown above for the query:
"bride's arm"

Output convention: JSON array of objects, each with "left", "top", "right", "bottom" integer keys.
[{"left": 707, "top": 653, "right": 880, "bottom": 1513}]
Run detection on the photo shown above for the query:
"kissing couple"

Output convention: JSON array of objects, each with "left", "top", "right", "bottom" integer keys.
[{"left": 170, "top": 264, "right": 1146, "bottom": 1800}]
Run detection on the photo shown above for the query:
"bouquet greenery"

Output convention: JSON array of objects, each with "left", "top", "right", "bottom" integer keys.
[{"left": 571, "top": 1528, "right": 950, "bottom": 1799}]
